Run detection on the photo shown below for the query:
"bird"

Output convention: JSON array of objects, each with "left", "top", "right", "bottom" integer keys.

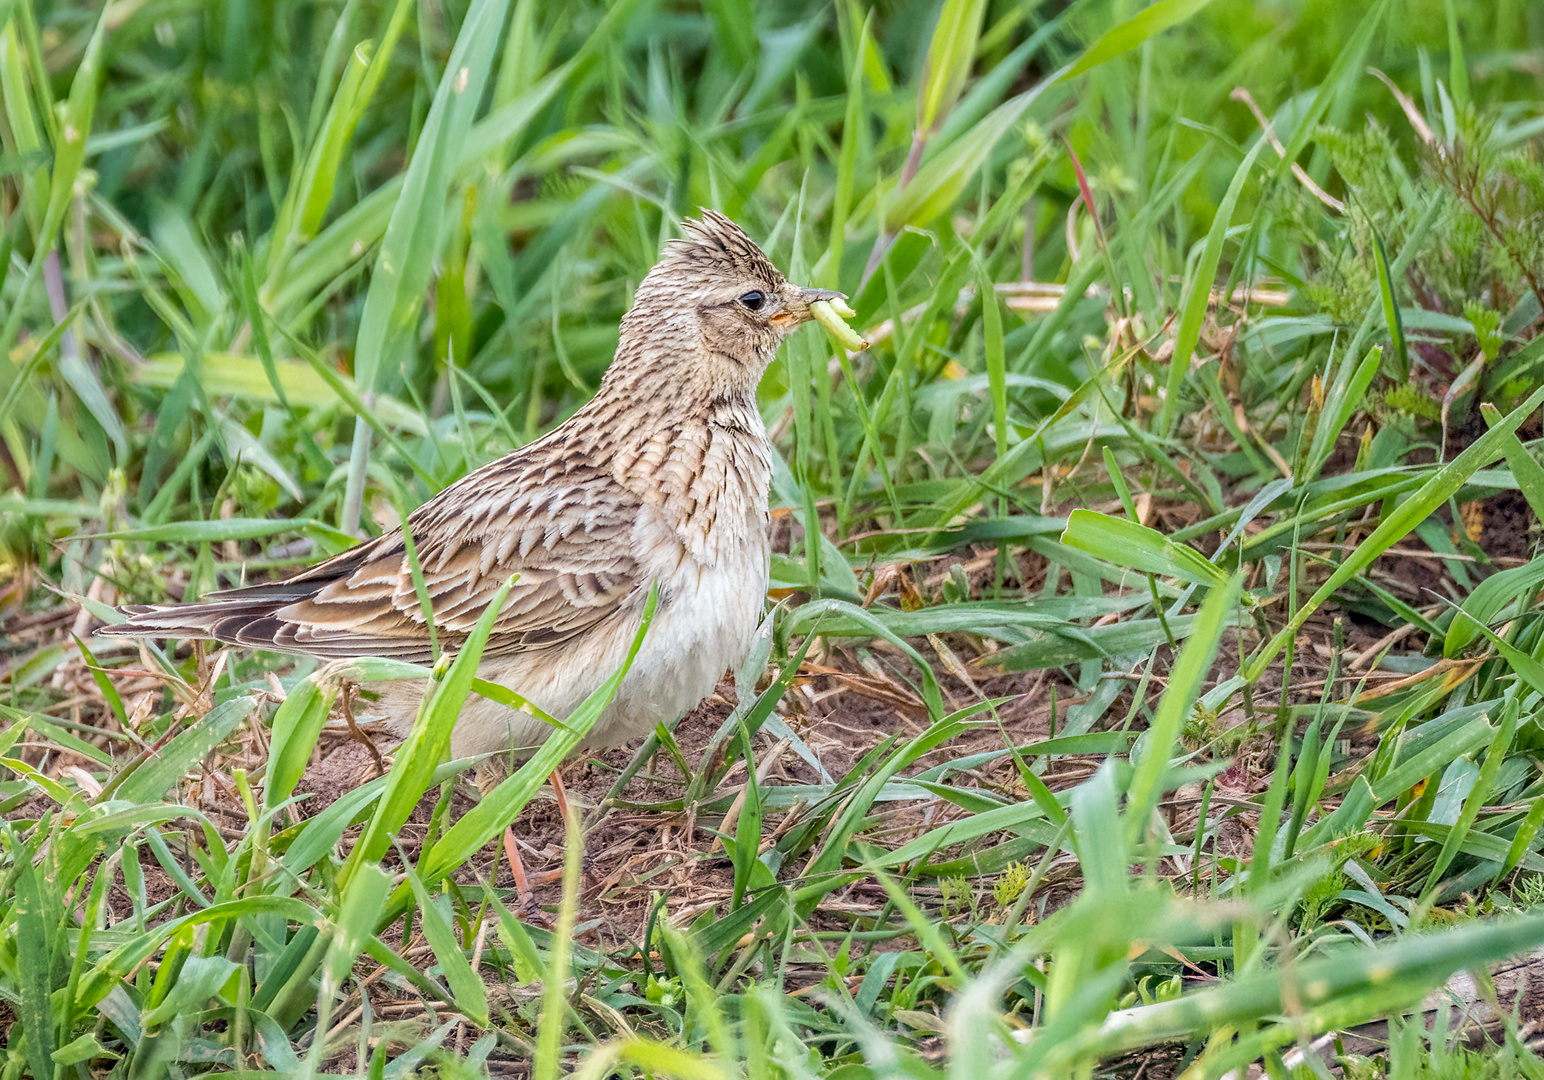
[{"left": 105, "top": 210, "right": 842, "bottom": 782}]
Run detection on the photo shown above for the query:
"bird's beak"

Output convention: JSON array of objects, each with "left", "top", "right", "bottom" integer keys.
[
  {"left": 800, "top": 287, "right": 846, "bottom": 306},
  {"left": 773, "top": 287, "right": 848, "bottom": 328}
]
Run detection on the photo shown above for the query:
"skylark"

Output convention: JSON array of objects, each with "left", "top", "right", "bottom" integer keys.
[{"left": 109, "top": 211, "right": 842, "bottom": 767}]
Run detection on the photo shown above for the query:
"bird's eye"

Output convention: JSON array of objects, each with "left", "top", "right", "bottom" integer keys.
[{"left": 738, "top": 290, "right": 766, "bottom": 312}]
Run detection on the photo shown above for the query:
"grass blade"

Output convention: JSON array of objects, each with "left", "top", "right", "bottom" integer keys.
[{"left": 1158, "top": 137, "right": 1268, "bottom": 434}]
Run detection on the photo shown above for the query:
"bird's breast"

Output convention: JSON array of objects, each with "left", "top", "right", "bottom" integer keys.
[
  {"left": 626, "top": 414, "right": 773, "bottom": 692},
  {"left": 618, "top": 408, "right": 773, "bottom": 561}
]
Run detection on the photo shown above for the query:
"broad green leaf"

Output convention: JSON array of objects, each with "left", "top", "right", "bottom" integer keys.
[
  {"left": 96, "top": 516, "right": 355, "bottom": 547},
  {"left": 403, "top": 873, "right": 490, "bottom": 1027},
  {"left": 1424, "top": 700, "right": 1518, "bottom": 891},
  {"left": 51, "top": 1034, "right": 111, "bottom": 1068},
  {"left": 781, "top": 595, "right": 1146, "bottom": 640},
  {"left": 220, "top": 418, "right": 304, "bottom": 502},
  {"left": 1480, "top": 401, "right": 1544, "bottom": 525},
  {"left": 283, "top": 781, "right": 392, "bottom": 878},
  {"left": 883, "top": 76, "right": 1057, "bottom": 230},
  {"left": 341, "top": 0, "right": 513, "bottom": 533},
  {"left": 315, "top": 863, "right": 392, "bottom": 1027},
  {"left": 1372, "top": 231, "right": 1408, "bottom": 379},
  {"left": 1061, "top": 0, "right": 1217, "bottom": 81},
  {"left": 0, "top": 23, "right": 48, "bottom": 230},
  {"left": 352, "top": 0, "right": 509, "bottom": 393},
  {"left": 704, "top": 0, "right": 757, "bottom": 69},
  {"left": 1448, "top": 614, "right": 1544, "bottom": 698},
  {"left": 1444, "top": 554, "right": 1544, "bottom": 657},
  {"left": 291, "top": 42, "right": 375, "bottom": 244},
  {"left": 0, "top": 7, "right": 110, "bottom": 362},
  {"left": 1369, "top": 719, "right": 1495, "bottom": 806},
  {"left": 105, "top": 696, "right": 259, "bottom": 804},
  {"left": 11, "top": 838, "right": 57, "bottom": 1080},
  {"left": 141, "top": 954, "right": 241, "bottom": 1029},
  {"left": 987, "top": 614, "right": 1215, "bottom": 671},
  {"left": 917, "top": 0, "right": 987, "bottom": 133},
  {"left": 1061, "top": 509, "right": 1227, "bottom": 586},
  {"left": 264, "top": 673, "right": 339, "bottom": 811},
  {"left": 492, "top": 894, "right": 545, "bottom": 983},
  {"left": 75, "top": 897, "right": 322, "bottom": 1012},
  {"left": 152, "top": 206, "right": 227, "bottom": 324},
  {"left": 1303, "top": 345, "right": 1382, "bottom": 483},
  {"left": 874, "top": 799, "right": 1062, "bottom": 870},
  {"left": 729, "top": 754, "right": 763, "bottom": 909},
  {"left": 1069, "top": 759, "right": 1126, "bottom": 902},
  {"left": 57, "top": 350, "right": 128, "bottom": 461}
]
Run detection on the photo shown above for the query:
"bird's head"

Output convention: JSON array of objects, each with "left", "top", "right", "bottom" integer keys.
[{"left": 620, "top": 210, "right": 842, "bottom": 386}]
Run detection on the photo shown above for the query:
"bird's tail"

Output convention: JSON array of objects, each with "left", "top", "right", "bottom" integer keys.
[
  {"left": 98, "top": 575, "right": 433, "bottom": 661},
  {"left": 98, "top": 581, "right": 319, "bottom": 654}
]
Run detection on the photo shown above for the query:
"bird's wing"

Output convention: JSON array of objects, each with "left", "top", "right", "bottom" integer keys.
[{"left": 112, "top": 456, "right": 657, "bottom": 664}]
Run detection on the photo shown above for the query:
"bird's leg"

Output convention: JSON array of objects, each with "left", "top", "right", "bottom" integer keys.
[
  {"left": 477, "top": 757, "right": 538, "bottom": 911},
  {"left": 502, "top": 827, "right": 535, "bottom": 909},
  {"left": 339, "top": 680, "right": 386, "bottom": 776},
  {"left": 498, "top": 769, "right": 572, "bottom": 909},
  {"left": 522, "top": 769, "right": 577, "bottom": 887},
  {"left": 550, "top": 768, "right": 572, "bottom": 826}
]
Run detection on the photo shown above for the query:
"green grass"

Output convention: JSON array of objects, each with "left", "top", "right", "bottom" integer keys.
[{"left": 5, "top": 0, "right": 1544, "bottom": 1075}]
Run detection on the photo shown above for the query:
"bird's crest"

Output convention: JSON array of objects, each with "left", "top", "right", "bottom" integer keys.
[{"left": 666, "top": 210, "right": 783, "bottom": 286}]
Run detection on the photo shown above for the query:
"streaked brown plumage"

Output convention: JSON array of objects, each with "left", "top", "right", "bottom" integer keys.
[{"left": 107, "top": 211, "right": 841, "bottom": 761}]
